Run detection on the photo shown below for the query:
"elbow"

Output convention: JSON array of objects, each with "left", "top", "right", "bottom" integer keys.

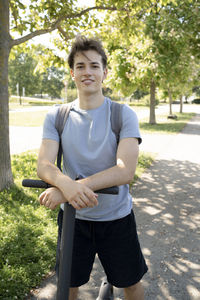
[
  {"left": 126, "top": 171, "right": 135, "bottom": 185},
  {"left": 117, "top": 159, "right": 136, "bottom": 185},
  {"left": 37, "top": 159, "right": 45, "bottom": 180},
  {"left": 117, "top": 166, "right": 135, "bottom": 185},
  {"left": 37, "top": 164, "right": 42, "bottom": 179}
]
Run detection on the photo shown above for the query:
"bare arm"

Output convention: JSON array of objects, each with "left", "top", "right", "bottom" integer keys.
[
  {"left": 37, "top": 139, "right": 98, "bottom": 210},
  {"left": 80, "top": 137, "right": 139, "bottom": 191}
]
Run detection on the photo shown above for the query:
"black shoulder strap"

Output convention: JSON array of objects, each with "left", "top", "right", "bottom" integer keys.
[
  {"left": 110, "top": 101, "right": 123, "bottom": 144},
  {"left": 55, "top": 103, "right": 72, "bottom": 170},
  {"left": 55, "top": 101, "right": 123, "bottom": 170}
]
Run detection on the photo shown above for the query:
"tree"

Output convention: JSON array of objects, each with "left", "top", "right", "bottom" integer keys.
[
  {"left": 0, "top": 0, "right": 127, "bottom": 190},
  {"left": 9, "top": 45, "right": 38, "bottom": 102},
  {"left": 101, "top": 7, "right": 161, "bottom": 124},
  {"left": 101, "top": 0, "right": 199, "bottom": 122},
  {"left": 2, "top": 0, "right": 170, "bottom": 190},
  {"left": 9, "top": 45, "right": 66, "bottom": 99},
  {"left": 41, "top": 66, "right": 65, "bottom": 99},
  {"left": 144, "top": 0, "right": 200, "bottom": 115}
]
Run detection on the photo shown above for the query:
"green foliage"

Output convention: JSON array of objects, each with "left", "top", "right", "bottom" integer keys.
[
  {"left": 9, "top": 45, "right": 66, "bottom": 99},
  {"left": 132, "top": 152, "right": 155, "bottom": 183},
  {"left": 41, "top": 66, "right": 65, "bottom": 99},
  {"left": 101, "top": 0, "right": 199, "bottom": 102},
  {"left": 193, "top": 86, "right": 200, "bottom": 96},
  {"left": 192, "top": 98, "right": 200, "bottom": 104},
  {"left": 0, "top": 152, "right": 58, "bottom": 299},
  {"left": 9, "top": 0, "right": 199, "bottom": 101},
  {"left": 9, "top": 46, "right": 39, "bottom": 97}
]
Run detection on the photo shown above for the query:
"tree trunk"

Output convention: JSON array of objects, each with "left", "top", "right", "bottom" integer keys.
[
  {"left": 168, "top": 87, "right": 173, "bottom": 115},
  {"left": 149, "top": 78, "right": 156, "bottom": 124},
  {"left": 0, "top": 0, "right": 13, "bottom": 190},
  {"left": 180, "top": 95, "right": 183, "bottom": 113}
]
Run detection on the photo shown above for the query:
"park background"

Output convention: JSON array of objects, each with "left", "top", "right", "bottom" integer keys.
[{"left": 0, "top": 0, "right": 200, "bottom": 299}]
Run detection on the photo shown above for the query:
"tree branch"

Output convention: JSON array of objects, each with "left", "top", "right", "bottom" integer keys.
[
  {"left": 10, "top": 27, "right": 56, "bottom": 47},
  {"left": 57, "top": 25, "right": 71, "bottom": 42},
  {"left": 10, "top": 5, "right": 122, "bottom": 47}
]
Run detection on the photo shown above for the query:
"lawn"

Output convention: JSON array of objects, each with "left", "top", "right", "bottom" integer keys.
[
  {"left": 9, "top": 110, "right": 49, "bottom": 127},
  {"left": 140, "top": 112, "right": 195, "bottom": 134},
  {"left": 0, "top": 151, "right": 58, "bottom": 300}
]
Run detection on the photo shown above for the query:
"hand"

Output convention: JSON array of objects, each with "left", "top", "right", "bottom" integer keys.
[
  {"left": 60, "top": 180, "right": 98, "bottom": 210},
  {"left": 39, "top": 187, "right": 65, "bottom": 210}
]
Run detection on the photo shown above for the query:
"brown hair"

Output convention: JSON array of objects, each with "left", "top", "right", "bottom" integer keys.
[{"left": 68, "top": 35, "right": 107, "bottom": 69}]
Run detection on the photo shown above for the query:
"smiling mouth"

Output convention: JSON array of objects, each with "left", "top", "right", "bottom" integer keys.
[{"left": 82, "top": 79, "right": 94, "bottom": 84}]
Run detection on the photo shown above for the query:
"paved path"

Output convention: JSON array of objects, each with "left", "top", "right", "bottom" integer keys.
[
  {"left": 10, "top": 126, "right": 43, "bottom": 155},
  {"left": 22, "top": 109, "right": 200, "bottom": 299},
  {"left": 133, "top": 113, "right": 200, "bottom": 300},
  {"left": 9, "top": 104, "right": 200, "bottom": 155}
]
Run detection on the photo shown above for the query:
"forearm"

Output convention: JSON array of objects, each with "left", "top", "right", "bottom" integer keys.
[
  {"left": 37, "top": 139, "right": 73, "bottom": 194},
  {"left": 37, "top": 159, "right": 73, "bottom": 192},
  {"left": 80, "top": 138, "right": 139, "bottom": 191},
  {"left": 81, "top": 162, "right": 135, "bottom": 191},
  {"left": 37, "top": 139, "right": 98, "bottom": 209}
]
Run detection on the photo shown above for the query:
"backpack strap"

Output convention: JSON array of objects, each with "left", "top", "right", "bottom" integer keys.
[
  {"left": 55, "top": 101, "right": 123, "bottom": 170},
  {"left": 55, "top": 103, "right": 72, "bottom": 170},
  {"left": 110, "top": 101, "right": 123, "bottom": 144}
]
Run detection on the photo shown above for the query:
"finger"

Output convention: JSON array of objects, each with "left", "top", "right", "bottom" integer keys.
[
  {"left": 39, "top": 192, "right": 46, "bottom": 204},
  {"left": 71, "top": 200, "right": 82, "bottom": 210},
  {"left": 49, "top": 202, "right": 56, "bottom": 210},
  {"left": 77, "top": 198, "right": 88, "bottom": 208},
  {"left": 79, "top": 194, "right": 93, "bottom": 207},
  {"left": 42, "top": 194, "right": 49, "bottom": 206},
  {"left": 85, "top": 191, "right": 98, "bottom": 205}
]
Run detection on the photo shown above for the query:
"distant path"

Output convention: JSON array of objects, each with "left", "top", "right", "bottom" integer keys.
[
  {"left": 9, "top": 104, "right": 200, "bottom": 155},
  {"left": 9, "top": 126, "right": 43, "bottom": 155}
]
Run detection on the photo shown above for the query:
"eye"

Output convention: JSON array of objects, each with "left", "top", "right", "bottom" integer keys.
[
  {"left": 92, "top": 64, "right": 100, "bottom": 69},
  {"left": 76, "top": 65, "right": 83, "bottom": 69}
]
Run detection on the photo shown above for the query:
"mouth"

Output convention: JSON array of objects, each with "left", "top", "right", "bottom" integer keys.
[{"left": 82, "top": 79, "right": 94, "bottom": 84}]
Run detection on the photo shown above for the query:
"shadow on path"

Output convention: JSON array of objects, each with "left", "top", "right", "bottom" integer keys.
[{"left": 132, "top": 158, "right": 200, "bottom": 300}]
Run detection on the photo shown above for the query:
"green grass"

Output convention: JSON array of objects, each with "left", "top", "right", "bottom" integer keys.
[
  {"left": 0, "top": 150, "right": 153, "bottom": 299},
  {"left": 140, "top": 112, "right": 195, "bottom": 134},
  {"left": 9, "top": 110, "right": 48, "bottom": 127},
  {"left": 0, "top": 151, "right": 58, "bottom": 300},
  {"left": 134, "top": 151, "right": 155, "bottom": 183}
]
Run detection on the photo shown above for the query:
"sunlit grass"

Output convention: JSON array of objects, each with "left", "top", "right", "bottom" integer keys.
[
  {"left": 9, "top": 110, "right": 49, "bottom": 127},
  {"left": 0, "top": 151, "right": 58, "bottom": 299},
  {"left": 140, "top": 112, "right": 195, "bottom": 134}
]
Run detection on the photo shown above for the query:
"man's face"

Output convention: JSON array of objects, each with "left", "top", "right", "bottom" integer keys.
[{"left": 70, "top": 50, "right": 107, "bottom": 95}]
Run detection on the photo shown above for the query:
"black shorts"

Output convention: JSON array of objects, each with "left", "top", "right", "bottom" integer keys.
[{"left": 55, "top": 209, "right": 148, "bottom": 288}]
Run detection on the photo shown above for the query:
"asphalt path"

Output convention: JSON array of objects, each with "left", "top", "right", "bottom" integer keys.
[{"left": 9, "top": 103, "right": 200, "bottom": 155}]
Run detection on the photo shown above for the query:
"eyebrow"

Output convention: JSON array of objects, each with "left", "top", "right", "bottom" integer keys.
[{"left": 75, "top": 61, "right": 101, "bottom": 66}]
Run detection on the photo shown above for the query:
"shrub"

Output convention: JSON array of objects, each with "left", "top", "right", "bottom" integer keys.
[{"left": 192, "top": 98, "right": 200, "bottom": 104}]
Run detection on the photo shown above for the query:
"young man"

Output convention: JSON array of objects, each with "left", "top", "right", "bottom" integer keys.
[{"left": 37, "top": 35, "right": 148, "bottom": 300}]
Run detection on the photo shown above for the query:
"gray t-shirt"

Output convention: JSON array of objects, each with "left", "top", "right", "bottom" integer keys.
[{"left": 42, "top": 97, "right": 142, "bottom": 221}]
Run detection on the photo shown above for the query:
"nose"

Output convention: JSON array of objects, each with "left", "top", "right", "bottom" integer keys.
[{"left": 84, "top": 65, "right": 92, "bottom": 75}]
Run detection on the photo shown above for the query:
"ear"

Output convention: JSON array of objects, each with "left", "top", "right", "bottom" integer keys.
[
  {"left": 70, "top": 69, "right": 75, "bottom": 81},
  {"left": 102, "top": 68, "right": 108, "bottom": 82}
]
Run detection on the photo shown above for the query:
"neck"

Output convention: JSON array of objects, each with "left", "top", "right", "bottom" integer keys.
[{"left": 77, "top": 91, "right": 105, "bottom": 110}]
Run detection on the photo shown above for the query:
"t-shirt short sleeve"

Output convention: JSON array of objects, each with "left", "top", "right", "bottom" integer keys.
[
  {"left": 42, "top": 107, "right": 60, "bottom": 142},
  {"left": 119, "top": 104, "right": 142, "bottom": 144}
]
